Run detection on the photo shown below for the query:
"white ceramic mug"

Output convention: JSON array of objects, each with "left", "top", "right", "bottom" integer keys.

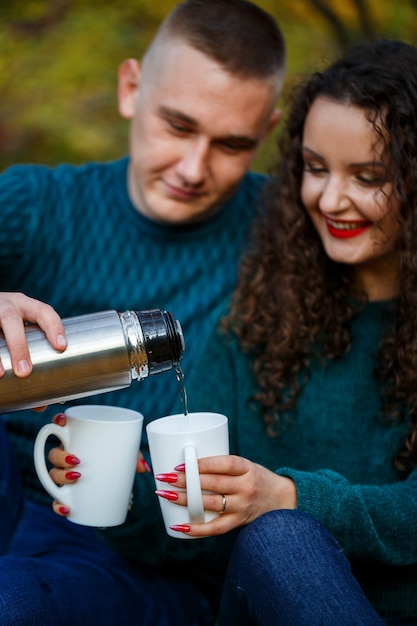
[
  {"left": 34, "top": 405, "right": 144, "bottom": 527},
  {"left": 146, "top": 412, "right": 229, "bottom": 539}
]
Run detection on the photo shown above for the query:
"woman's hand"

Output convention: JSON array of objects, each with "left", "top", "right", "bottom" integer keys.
[
  {"left": 48, "top": 413, "right": 150, "bottom": 517},
  {"left": 154, "top": 454, "right": 298, "bottom": 537},
  {"left": 0, "top": 292, "right": 66, "bottom": 377},
  {"left": 48, "top": 414, "right": 80, "bottom": 516}
]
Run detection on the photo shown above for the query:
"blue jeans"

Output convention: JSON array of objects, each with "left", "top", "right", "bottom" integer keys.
[
  {"left": 219, "top": 510, "right": 389, "bottom": 626},
  {"left": 0, "top": 420, "right": 213, "bottom": 625}
]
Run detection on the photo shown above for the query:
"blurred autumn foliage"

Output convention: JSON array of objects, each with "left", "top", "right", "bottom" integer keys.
[{"left": 1, "top": 0, "right": 416, "bottom": 172}]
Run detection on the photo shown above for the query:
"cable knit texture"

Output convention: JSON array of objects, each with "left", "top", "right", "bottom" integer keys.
[
  {"left": 183, "top": 299, "right": 417, "bottom": 619},
  {"left": 0, "top": 159, "right": 264, "bottom": 592}
]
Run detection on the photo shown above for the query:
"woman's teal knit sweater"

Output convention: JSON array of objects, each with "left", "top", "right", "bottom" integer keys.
[{"left": 181, "top": 299, "right": 417, "bottom": 619}]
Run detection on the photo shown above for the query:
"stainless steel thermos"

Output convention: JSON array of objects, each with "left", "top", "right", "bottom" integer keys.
[{"left": 0, "top": 309, "right": 184, "bottom": 412}]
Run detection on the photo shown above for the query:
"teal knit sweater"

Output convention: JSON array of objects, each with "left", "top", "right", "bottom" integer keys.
[
  {"left": 0, "top": 158, "right": 265, "bottom": 509},
  {"left": 179, "top": 299, "right": 417, "bottom": 618}
]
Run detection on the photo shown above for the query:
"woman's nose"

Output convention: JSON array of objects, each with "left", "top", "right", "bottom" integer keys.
[{"left": 318, "top": 176, "right": 350, "bottom": 213}]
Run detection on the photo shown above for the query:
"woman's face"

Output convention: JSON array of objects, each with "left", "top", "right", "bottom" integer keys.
[{"left": 300, "top": 96, "right": 401, "bottom": 298}]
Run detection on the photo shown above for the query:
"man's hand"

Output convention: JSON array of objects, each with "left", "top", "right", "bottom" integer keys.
[{"left": 0, "top": 292, "right": 67, "bottom": 377}]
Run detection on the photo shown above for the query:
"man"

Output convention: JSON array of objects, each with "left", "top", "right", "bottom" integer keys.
[{"left": 0, "top": 1, "right": 286, "bottom": 623}]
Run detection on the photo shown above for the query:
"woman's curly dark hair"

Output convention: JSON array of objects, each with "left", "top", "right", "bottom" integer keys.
[{"left": 227, "top": 40, "right": 417, "bottom": 474}]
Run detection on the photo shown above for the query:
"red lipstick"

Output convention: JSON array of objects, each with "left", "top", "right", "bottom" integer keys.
[{"left": 324, "top": 216, "right": 371, "bottom": 239}]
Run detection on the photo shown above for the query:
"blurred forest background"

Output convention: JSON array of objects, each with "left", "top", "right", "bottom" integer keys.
[{"left": 0, "top": 0, "right": 416, "bottom": 173}]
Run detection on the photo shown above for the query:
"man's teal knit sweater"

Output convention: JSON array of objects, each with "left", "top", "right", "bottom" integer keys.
[
  {"left": 0, "top": 157, "right": 265, "bottom": 507},
  {"left": 181, "top": 299, "right": 417, "bottom": 619}
]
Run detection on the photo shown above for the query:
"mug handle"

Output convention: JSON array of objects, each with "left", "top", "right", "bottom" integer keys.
[
  {"left": 184, "top": 444, "right": 205, "bottom": 523},
  {"left": 33, "top": 423, "right": 72, "bottom": 504}
]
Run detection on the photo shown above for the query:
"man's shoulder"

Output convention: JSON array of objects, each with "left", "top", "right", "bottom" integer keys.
[
  {"left": 0, "top": 158, "right": 129, "bottom": 220},
  {"left": 241, "top": 170, "right": 270, "bottom": 191},
  {"left": 1, "top": 157, "right": 128, "bottom": 189},
  {"left": 223, "top": 171, "right": 271, "bottom": 217},
  {"left": 232, "top": 171, "right": 270, "bottom": 203}
]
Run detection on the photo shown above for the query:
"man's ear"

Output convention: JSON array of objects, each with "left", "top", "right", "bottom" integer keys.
[
  {"left": 118, "top": 58, "right": 141, "bottom": 119},
  {"left": 266, "top": 109, "right": 282, "bottom": 136}
]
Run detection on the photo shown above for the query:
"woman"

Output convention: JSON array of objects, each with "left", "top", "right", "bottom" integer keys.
[{"left": 155, "top": 40, "right": 417, "bottom": 624}]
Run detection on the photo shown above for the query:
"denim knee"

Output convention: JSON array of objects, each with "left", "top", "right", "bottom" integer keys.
[
  {"left": 232, "top": 508, "right": 342, "bottom": 564},
  {"left": 220, "top": 510, "right": 384, "bottom": 626}
]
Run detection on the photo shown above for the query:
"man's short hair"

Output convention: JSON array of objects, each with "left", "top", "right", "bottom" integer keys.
[{"left": 152, "top": 0, "right": 286, "bottom": 84}]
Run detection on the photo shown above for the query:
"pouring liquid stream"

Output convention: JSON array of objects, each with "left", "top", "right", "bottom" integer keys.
[{"left": 175, "top": 363, "right": 189, "bottom": 429}]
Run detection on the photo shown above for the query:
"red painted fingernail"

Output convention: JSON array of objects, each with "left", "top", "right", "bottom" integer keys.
[
  {"left": 55, "top": 413, "right": 66, "bottom": 426},
  {"left": 169, "top": 524, "right": 191, "bottom": 533},
  {"left": 58, "top": 505, "right": 70, "bottom": 515},
  {"left": 65, "top": 471, "right": 81, "bottom": 480},
  {"left": 155, "top": 473, "right": 178, "bottom": 484},
  {"left": 65, "top": 455, "right": 80, "bottom": 466},
  {"left": 174, "top": 463, "right": 185, "bottom": 472},
  {"left": 141, "top": 459, "right": 151, "bottom": 473},
  {"left": 155, "top": 490, "right": 179, "bottom": 501}
]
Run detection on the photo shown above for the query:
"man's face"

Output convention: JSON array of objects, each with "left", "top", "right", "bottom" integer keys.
[{"left": 119, "top": 40, "right": 280, "bottom": 224}]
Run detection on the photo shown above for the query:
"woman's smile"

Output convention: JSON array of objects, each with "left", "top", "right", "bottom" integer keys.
[{"left": 323, "top": 214, "right": 372, "bottom": 239}]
